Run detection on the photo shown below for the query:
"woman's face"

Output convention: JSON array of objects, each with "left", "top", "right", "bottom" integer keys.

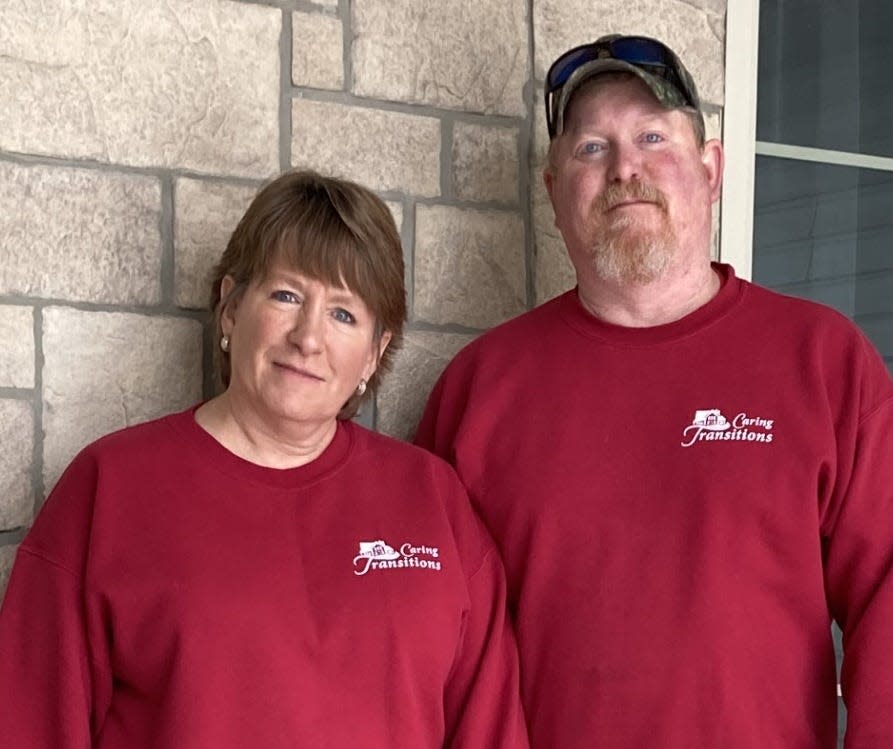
[{"left": 221, "top": 257, "right": 389, "bottom": 431}]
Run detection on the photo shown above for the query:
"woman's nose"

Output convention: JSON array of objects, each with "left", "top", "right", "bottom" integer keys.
[{"left": 287, "top": 307, "right": 324, "bottom": 353}]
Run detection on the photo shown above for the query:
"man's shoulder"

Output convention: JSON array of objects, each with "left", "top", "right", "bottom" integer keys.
[
  {"left": 451, "top": 290, "right": 574, "bottom": 366},
  {"left": 742, "top": 280, "right": 891, "bottom": 388},
  {"left": 743, "top": 279, "right": 867, "bottom": 336}
]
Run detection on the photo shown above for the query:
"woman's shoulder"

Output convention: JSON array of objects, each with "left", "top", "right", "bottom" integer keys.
[
  {"left": 79, "top": 406, "right": 196, "bottom": 462},
  {"left": 22, "top": 408, "right": 195, "bottom": 574},
  {"left": 346, "top": 421, "right": 459, "bottom": 478}
]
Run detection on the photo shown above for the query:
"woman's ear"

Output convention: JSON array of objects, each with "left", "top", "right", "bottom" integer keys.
[
  {"left": 364, "top": 330, "right": 392, "bottom": 381},
  {"left": 377, "top": 330, "right": 393, "bottom": 361},
  {"left": 219, "top": 275, "right": 239, "bottom": 335}
]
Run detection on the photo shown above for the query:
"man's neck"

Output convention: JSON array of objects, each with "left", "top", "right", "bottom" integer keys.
[{"left": 576, "top": 261, "right": 721, "bottom": 328}]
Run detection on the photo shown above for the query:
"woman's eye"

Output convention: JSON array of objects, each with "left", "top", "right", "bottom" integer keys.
[
  {"left": 643, "top": 132, "right": 663, "bottom": 144},
  {"left": 332, "top": 308, "right": 356, "bottom": 324},
  {"left": 271, "top": 290, "right": 299, "bottom": 303}
]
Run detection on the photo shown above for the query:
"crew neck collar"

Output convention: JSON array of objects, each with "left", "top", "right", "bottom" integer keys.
[
  {"left": 559, "top": 262, "right": 745, "bottom": 346},
  {"left": 167, "top": 405, "right": 354, "bottom": 490}
]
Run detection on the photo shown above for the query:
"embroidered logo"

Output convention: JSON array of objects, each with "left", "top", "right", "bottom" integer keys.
[
  {"left": 352, "top": 539, "right": 442, "bottom": 576},
  {"left": 681, "top": 408, "right": 775, "bottom": 448}
]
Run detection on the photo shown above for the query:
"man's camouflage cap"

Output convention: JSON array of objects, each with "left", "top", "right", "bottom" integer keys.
[{"left": 548, "top": 34, "right": 704, "bottom": 139}]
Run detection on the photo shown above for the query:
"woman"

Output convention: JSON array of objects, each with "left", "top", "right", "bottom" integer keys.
[{"left": 0, "top": 171, "right": 528, "bottom": 748}]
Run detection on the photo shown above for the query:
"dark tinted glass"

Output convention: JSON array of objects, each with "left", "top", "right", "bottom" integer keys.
[
  {"left": 757, "top": 0, "right": 893, "bottom": 157},
  {"left": 752, "top": 156, "right": 893, "bottom": 374}
]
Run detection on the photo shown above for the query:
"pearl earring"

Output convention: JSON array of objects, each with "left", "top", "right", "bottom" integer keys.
[
  {"left": 220, "top": 335, "right": 230, "bottom": 352},
  {"left": 356, "top": 379, "right": 367, "bottom": 396}
]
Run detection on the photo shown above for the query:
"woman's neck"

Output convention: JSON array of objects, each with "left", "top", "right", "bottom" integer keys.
[{"left": 194, "top": 393, "right": 337, "bottom": 469}]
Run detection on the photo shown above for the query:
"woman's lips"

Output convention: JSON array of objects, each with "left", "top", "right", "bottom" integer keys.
[{"left": 274, "top": 362, "right": 325, "bottom": 380}]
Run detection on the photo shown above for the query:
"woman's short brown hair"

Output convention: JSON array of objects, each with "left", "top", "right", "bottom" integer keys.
[{"left": 210, "top": 170, "right": 406, "bottom": 419}]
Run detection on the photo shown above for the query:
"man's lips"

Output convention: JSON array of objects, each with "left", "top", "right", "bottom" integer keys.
[{"left": 607, "top": 199, "right": 658, "bottom": 210}]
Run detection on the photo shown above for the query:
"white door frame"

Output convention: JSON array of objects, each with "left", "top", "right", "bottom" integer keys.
[{"left": 719, "top": 0, "right": 760, "bottom": 280}]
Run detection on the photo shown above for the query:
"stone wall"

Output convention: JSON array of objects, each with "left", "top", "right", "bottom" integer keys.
[{"left": 0, "top": 0, "right": 726, "bottom": 599}]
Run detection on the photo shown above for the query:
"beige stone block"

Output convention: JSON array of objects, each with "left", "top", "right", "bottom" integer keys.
[
  {"left": 0, "top": 545, "right": 18, "bottom": 603},
  {"left": 292, "top": 99, "right": 441, "bottom": 197},
  {"left": 0, "top": 400, "right": 34, "bottom": 529},
  {"left": 533, "top": 0, "right": 725, "bottom": 106},
  {"left": 174, "top": 179, "right": 259, "bottom": 309},
  {"left": 385, "top": 201, "right": 404, "bottom": 234},
  {"left": 0, "top": 0, "right": 279, "bottom": 177},
  {"left": 452, "top": 122, "right": 519, "bottom": 204},
  {"left": 42, "top": 308, "right": 202, "bottom": 491},
  {"left": 534, "top": 232, "right": 576, "bottom": 304},
  {"left": 532, "top": 176, "right": 575, "bottom": 304},
  {"left": 376, "top": 331, "right": 475, "bottom": 440},
  {"left": 0, "top": 162, "right": 162, "bottom": 304},
  {"left": 352, "top": 0, "right": 527, "bottom": 116},
  {"left": 293, "top": 12, "right": 344, "bottom": 90},
  {"left": 415, "top": 205, "right": 525, "bottom": 328},
  {"left": 384, "top": 200, "right": 408, "bottom": 293},
  {"left": 530, "top": 113, "right": 575, "bottom": 303},
  {"left": 531, "top": 88, "right": 552, "bottom": 171},
  {"left": 0, "top": 306, "right": 35, "bottom": 388},
  {"left": 706, "top": 109, "right": 721, "bottom": 143}
]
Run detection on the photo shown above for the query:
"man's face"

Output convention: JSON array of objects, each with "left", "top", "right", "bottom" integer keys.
[{"left": 544, "top": 75, "right": 722, "bottom": 286}]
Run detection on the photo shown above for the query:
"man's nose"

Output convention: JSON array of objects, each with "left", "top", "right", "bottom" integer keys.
[{"left": 606, "top": 142, "right": 641, "bottom": 183}]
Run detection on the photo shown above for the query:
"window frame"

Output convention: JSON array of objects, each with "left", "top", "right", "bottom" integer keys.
[{"left": 720, "top": 0, "right": 893, "bottom": 281}]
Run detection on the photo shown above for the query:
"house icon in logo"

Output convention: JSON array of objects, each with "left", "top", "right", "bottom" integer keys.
[
  {"left": 691, "top": 408, "right": 730, "bottom": 431},
  {"left": 356, "top": 540, "right": 401, "bottom": 561}
]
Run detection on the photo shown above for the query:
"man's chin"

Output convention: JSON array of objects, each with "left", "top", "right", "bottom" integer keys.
[
  {"left": 590, "top": 231, "right": 674, "bottom": 285},
  {"left": 596, "top": 259, "right": 669, "bottom": 285}
]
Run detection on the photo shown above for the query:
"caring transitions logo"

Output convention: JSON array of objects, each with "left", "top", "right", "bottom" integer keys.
[
  {"left": 680, "top": 408, "right": 776, "bottom": 448},
  {"left": 352, "top": 539, "right": 443, "bottom": 577}
]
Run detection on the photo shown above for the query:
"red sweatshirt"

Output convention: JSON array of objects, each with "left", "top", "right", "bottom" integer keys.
[
  {"left": 416, "top": 264, "right": 893, "bottom": 749},
  {"left": 0, "top": 408, "right": 528, "bottom": 749}
]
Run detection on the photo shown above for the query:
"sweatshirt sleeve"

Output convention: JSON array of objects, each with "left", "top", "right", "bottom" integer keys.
[
  {"left": 0, "top": 452, "right": 112, "bottom": 747},
  {"left": 415, "top": 372, "right": 455, "bottom": 459},
  {"left": 0, "top": 550, "right": 96, "bottom": 747},
  {"left": 414, "top": 357, "right": 474, "bottom": 470},
  {"left": 442, "top": 544, "right": 529, "bottom": 749},
  {"left": 417, "top": 362, "right": 527, "bottom": 746},
  {"left": 430, "top": 456, "right": 528, "bottom": 749},
  {"left": 822, "top": 388, "right": 893, "bottom": 748}
]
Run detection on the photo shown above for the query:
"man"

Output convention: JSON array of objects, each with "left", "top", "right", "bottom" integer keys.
[{"left": 416, "top": 34, "right": 893, "bottom": 748}]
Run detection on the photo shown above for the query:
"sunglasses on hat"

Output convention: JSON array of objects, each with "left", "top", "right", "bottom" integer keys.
[{"left": 544, "top": 35, "right": 700, "bottom": 138}]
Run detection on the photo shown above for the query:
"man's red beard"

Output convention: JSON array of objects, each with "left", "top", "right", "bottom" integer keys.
[{"left": 585, "top": 181, "right": 675, "bottom": 284}]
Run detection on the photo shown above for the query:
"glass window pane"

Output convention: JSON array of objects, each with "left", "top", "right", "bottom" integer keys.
[
  {"left": 752, "top": 156, "right": 893, "bottom": 375},
  {"left": 757, "top": 0, "right": 893, "bottom": 157}
]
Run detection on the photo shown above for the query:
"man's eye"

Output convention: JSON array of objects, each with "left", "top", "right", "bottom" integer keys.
[
  {"left": 581, "top": 142, "right": 604, "bottom": 154},
  {"left": 271, "top": 290, "right": 299, "bottom": 303},
  {"left": 332, "top": 308, "right": 355, "bottom": 324}
]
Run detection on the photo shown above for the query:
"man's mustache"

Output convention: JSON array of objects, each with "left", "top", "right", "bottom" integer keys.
[{"left": 594, "top": 181, "right": 668, "bottom": 212}]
